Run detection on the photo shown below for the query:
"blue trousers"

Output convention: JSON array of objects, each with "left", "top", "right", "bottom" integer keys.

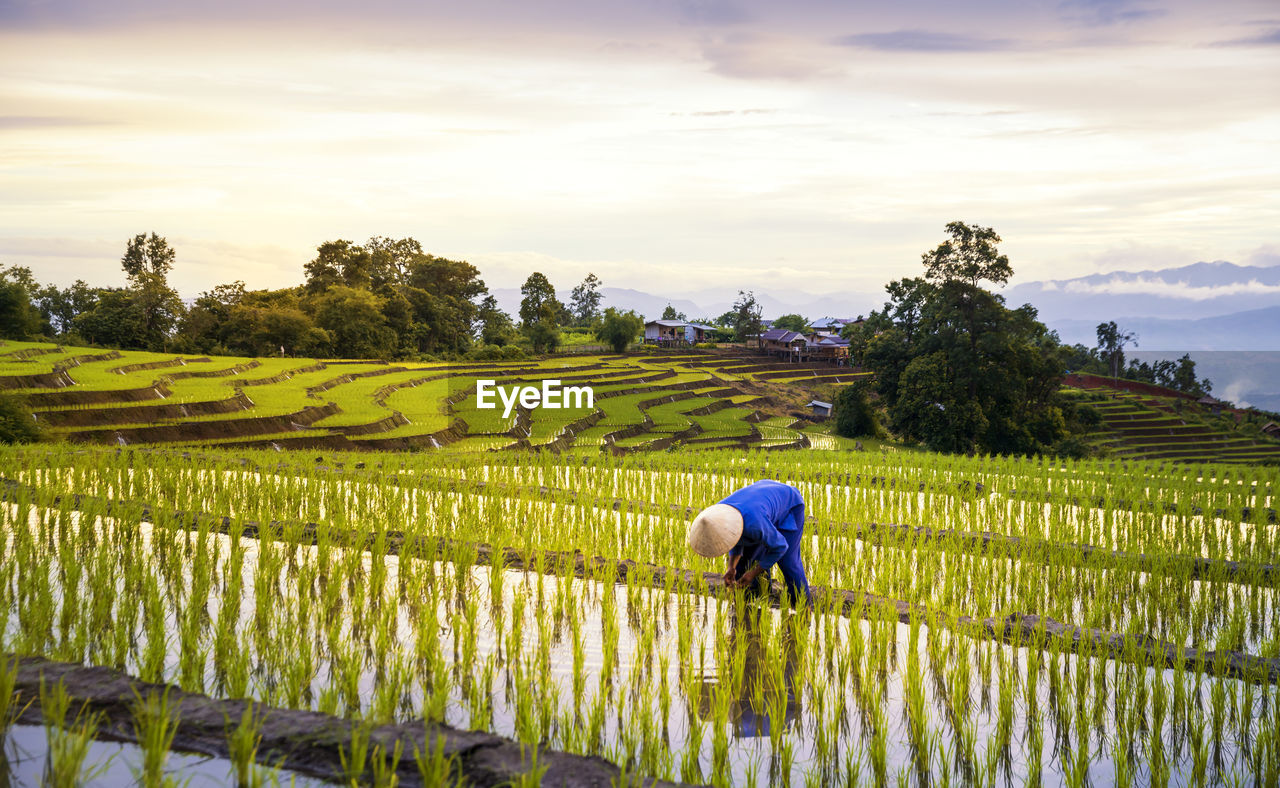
[{"left": 733, "top": 510, "right": 811, "bottom": 606}]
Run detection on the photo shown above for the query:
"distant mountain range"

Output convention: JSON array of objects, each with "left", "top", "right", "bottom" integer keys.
[
  {"left": 1003, "top": 261, "right": 1280, "bottom": 350},
  {"left": 1004, "top": 261, "right": 1280, "bottom": 324},
  {"left": 492, "top": 259, "right": 1279, "bottom": 351}
]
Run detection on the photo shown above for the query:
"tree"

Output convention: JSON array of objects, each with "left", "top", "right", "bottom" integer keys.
[
  {"left": 310, "top": 286, "right": 394, "bottom": 359},
  {"left": 833, "top": 382, "right": 879, "bottom": 439},
  {"left": 730, "top": 290, "right": 763, "bottom": 344},
  {"left": 36, "top": 279, "right": 96, "bottom": 336},
  {"left": 475, "top": 294, "right": 517, "bottom": 347},
  {"left": 773, "top": 314, "right": 808, "bottom": 333},
  {"left": 73, "top": 289, "right": 146, "bottom": 348},
  {"left": 1171, "top": 353, "right": 1211, "bottom": 396},
  {"left": 569, "top": 273, "right": 603, "bottom": 326},
  {"left": 519, "top": 272, "right": 562, "bottom": 353},
  {"left": 1095, "top": 321, "right": 1137, "bottom": 378},
  {"left": 921, "top": 222, "right": 1012, "bottom": 288},
  {"left": 594, "top": 308, "right": 644, "bottom": 353},
  {"left": 304, "top": 240, "right": 372, "bottom": 293},
  {"left": 0, "top": 267, "right": 42, "bottom": 339},
  {"left": 178, "top": 281, "right": 247, "bottom": 352},
  {"left": 661, "top": 304, "right": 687, "bottom": 321},
  {"left": 859, "top": 223, "right": 1082, "bottom": 456},
  {"left": 121, "top": 233, "right": 184, "bottom": 350}
]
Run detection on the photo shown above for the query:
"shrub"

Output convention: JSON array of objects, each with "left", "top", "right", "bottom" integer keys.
[
  {"left": 0, "top": 394, "right": 42, "bottom": 444},
  {"left": 833, "top": 382, "right": 881, "bottom": 439}
]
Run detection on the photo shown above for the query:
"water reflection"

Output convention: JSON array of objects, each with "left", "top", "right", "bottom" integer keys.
[{"left": 692, "top": 606, "right": 802, "bottom": 739}]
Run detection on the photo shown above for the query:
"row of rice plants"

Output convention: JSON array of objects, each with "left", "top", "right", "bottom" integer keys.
[{"left": 3, "top": 444, "right": 1279, "bottom": 785}]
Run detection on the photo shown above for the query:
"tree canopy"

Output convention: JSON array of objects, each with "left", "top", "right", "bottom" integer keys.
[
  {"left": 773, "top": 314, "right": 808, "bottom": 333},
  {"left": 594, "top": 307, "right": 644, "bottom": 353},
  {"left": 519, "top": 272, "right": 562, "bottom": 353},
  {"left": 860, "top": 222, "right": 1087, "bottom": 456},
  {"left": 569, "top": 273, "right": 603, "bottom": 326}
]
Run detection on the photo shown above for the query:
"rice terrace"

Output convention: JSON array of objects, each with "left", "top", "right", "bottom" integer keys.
[{"left": 1, "top": 338, "right": 1279, "bottom": 786}]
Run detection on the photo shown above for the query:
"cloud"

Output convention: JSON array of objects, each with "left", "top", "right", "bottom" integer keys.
[
  {"left": 1057, "top": 276, "right": 1280, "bottom": 300},
  {"left": 1057, "top": 0, "right": 1165, "bottom": 27},
  {"left": 672, "top": 108, "right": 776, "bottom": 117},
  {"left": 834, "top": 30, "right": 1014, "bottom": 53},
  {"left": 1246, "top": 245, "right": 1280, "bottom": 268},
  {"left": 700, "top": 33, "right": 838, "bottom": 80},
  {"left": 0, "top": 115, "right": 113, "bottom": 129},
  {"left": 1215, "top": 28, "right": 1280, "bottom": 46}
]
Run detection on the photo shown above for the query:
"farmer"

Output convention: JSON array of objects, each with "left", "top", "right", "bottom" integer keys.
[{"left": 688, "top": 479, "right": 812, "bottom": 606}]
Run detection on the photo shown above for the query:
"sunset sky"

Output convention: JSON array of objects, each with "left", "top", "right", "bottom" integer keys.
[{"left": 2, "top": 0, "right": 1277, "bottom": 302}]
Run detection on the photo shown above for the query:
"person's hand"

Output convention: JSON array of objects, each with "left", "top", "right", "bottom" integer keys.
[{"left": 723, "top": 569, "right": 738, "bottom": 587}]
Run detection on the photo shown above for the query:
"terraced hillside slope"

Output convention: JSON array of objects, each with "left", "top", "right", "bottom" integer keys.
[
  {"left": 1070, "top": 385, "right": 1280, "bottom": 464},
  {"left": 1, "top": 341, "right": 869, "bottom": 453}
]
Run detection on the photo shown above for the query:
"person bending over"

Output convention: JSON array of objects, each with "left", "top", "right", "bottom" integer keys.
[{"left": 687, "top": 479, "right": 811, "bottom": 606}]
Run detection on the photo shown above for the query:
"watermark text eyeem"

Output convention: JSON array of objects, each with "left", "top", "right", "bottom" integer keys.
[{"left": 475, "top": 379, "right": 594, "bottom": 418}]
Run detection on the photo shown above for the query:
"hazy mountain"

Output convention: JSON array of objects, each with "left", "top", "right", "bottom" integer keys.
[
  {"left": 1048, "top": 306, "right": 1280, "bottom": 351},
  {"left": 1005, "top": 260, "right": 1280, "bottom": 323},
  {"left": 1128, "top": 351, "right": 1280, "bottom": 413}
]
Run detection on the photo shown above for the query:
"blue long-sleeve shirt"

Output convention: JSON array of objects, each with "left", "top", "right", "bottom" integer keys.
[{"left": 722, "top": 480, "right": 806, "bottom": 573}]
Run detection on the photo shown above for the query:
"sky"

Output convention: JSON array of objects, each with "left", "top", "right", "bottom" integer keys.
[{"left": 1, "top": 0, "right": 1277, "bottom": 303}]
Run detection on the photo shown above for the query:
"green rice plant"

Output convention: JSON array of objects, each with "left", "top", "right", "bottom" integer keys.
[
  {"left": 131, "top": 685, "right": 182, "bottom": 788},
  {"left": 510, "top": 744, "right": 550, "bottom": 788},
  {"left": 227, "top": 703, "right": 269, "bottom": 788},
  {"left": 41, "top": 678, "right": 110, "bottom": 788},
  {"left": 338, "top": 717, "right": 373, "bottom": 787},
  {"left": 412, "top": 731, "right": 459, "bottom": 785},
  {"left": 368, "top": 739, "right": 402, "bottom": 788}
]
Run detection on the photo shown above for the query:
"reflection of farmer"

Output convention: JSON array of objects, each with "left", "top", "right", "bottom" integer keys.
[
  {"left": 688, "top": 480, "right": 812, "bottom": 606},
  {"left": 692, "top": 607, "right": 802, "bottom": 738}
]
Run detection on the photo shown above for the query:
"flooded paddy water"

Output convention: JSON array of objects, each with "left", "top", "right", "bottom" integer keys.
[{"left": 2, "top": 446, "right": 1279, "bottom": 785}]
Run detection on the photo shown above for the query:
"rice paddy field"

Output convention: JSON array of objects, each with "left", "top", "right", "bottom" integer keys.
[
  {"left": 0, "top": 340, "right": 868, "bottom": 455},
  {"left": 2, "top": 440, "right": 1279, "bottom": 786}
]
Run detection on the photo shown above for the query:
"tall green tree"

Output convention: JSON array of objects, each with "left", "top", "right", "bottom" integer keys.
[
  {"left": 862, "top": 222, "right": 1082, "bottom": 456},
  {"left": 120, "top": 233, "right": 184, "bottom": 350},
  {"left": 519, "top": 272, "right": 562, "bottom": 353},
  {"left": 730, "top": 290, "right": 763, "bottom": 343},
  {"left": 661, "top": 304, "right": 686, "bottom": 321},
  {"left": 569, "top": 273, "right": 603, "bottom": 325},
  {"left": 594, "top": 308, "right": 643, "bottom": 353},
  {"left": 1095, "top": 321, "right": 1137, "bottom": 378}
]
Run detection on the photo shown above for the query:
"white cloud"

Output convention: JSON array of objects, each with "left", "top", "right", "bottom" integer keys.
[{"left": 1062, "top": 276, "right": 1280, "bottom": 300}]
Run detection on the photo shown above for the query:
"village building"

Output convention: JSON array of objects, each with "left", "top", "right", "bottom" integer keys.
[
  {"left": 809, "top": 399, "right": 832, "bottom": 418},
  {"left": 643, "top": 319, "right": 718, "bottom": 347},
  {"left": 758, "top": 327, "right": 851, "bottom": 364}
]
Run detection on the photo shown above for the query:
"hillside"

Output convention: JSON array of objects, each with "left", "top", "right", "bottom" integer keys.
[{"left": 0, "top": 340, "right": 866, "bottom": 453}]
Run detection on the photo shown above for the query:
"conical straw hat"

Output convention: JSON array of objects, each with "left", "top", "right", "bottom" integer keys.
[{"left": 688, "top": 503, "right": 744, "bottom": 557}]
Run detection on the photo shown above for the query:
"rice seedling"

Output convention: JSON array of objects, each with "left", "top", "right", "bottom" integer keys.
[
  {"left": 131, "top": 685, "right": 183, "bottom": 787},
  {"left": 41, "top": 678, "right": 110, "bottom": 788},
  {"left": 1, "top": 442, "right": 1278, "bottom": 785}
]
